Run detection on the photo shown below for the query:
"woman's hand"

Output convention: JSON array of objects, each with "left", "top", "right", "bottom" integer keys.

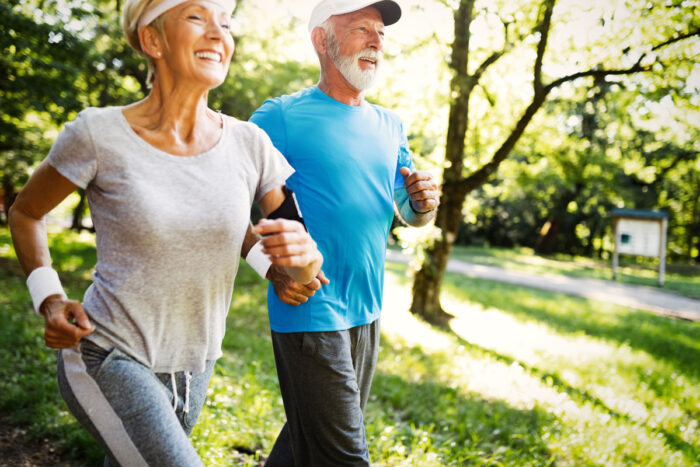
[
  {"left": 40, "top": 295, "right": 95, "bottom": 349},
  {"left": 254, "top": 219, "right": 323, "bottom": 285}
]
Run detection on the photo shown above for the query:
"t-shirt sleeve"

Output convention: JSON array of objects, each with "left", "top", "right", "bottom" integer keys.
[
  {"left": 394, "top": 121, "right": 416, "bottom": 191},
  {"left": 253, "top": 127, "right": 294, "bottom": 203},
  {"left": 46, "top": 111, "right": 97, "bottom": 189},
  {"left": 249, "top": 99, "right": 287, "bottom": 154}
]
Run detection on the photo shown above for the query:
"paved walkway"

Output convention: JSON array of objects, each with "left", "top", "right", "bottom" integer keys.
[{"left": 385, "top": 250, "right": 700, "bottom": 321}]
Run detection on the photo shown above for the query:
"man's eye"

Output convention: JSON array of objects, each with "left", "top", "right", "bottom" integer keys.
[{"left": 221, "top": 23, "right": 230, "bottom": 30}]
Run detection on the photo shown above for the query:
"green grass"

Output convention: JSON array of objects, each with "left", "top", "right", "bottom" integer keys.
[
  {"left": 1, "top": 227, "right": 699, "bottom": 466},
  {"left": 442, "top": 244, "right": 700, "bottom": 300}
]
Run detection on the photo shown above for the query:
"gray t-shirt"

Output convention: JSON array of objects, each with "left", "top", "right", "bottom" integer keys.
[{"left": 47, "top": 107, "right": 293, "bottom": 373}]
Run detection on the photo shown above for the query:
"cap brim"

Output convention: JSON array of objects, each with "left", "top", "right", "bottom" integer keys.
[{"left": 371, "top": 0, "right": 401, "bottom": 26}]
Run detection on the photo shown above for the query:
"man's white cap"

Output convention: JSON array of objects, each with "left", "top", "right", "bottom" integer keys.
[{"left": 308, "top": 0, "right": 402, "bottom": 33}]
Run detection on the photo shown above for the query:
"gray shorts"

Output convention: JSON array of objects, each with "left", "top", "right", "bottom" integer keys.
[
  {"left": 57, "top": 340, "right": 214, "bottom": 467},
  {"left": 265, "top": 319, "right": 380, "bottom": 467}
]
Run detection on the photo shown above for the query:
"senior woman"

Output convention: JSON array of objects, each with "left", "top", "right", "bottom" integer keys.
[{"left": 8, "top": 0, "right": 322, "bottom": 465}]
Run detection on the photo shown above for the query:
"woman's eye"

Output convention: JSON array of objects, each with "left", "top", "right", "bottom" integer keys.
[
  {"left": 188, "top": 15, "right": 202, "bottom": 20},
  {"left": 221, "top": 23, "right": 230, "bottom": 30}
]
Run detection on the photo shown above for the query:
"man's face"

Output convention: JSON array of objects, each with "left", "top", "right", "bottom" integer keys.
[{"left": 326, "top": 7, "right": 385, "bottom": 91}]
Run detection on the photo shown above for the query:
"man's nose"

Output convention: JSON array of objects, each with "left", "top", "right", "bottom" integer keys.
[{"left": 366, "top": 28, "right": 384, "bottom": 51}]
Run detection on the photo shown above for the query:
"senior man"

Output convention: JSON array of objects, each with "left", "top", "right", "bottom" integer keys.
[{"left": 250, "top": 1, "right": 440, "bottom": 465}]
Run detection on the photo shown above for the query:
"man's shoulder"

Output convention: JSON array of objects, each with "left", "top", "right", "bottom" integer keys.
[
  {"left": 258, "top": 87, "right": 318, "bottom": 112},
  {"left": 366, "top": 101, "right": 402, "bottom": 124}
]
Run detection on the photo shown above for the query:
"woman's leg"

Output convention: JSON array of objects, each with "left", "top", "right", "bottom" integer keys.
[{"left": 57, "top": 341, "right": 213, "bottom": 467}]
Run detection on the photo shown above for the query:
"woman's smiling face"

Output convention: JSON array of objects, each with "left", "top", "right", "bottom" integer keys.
[{"left": 158, "top": 0, "right": 235, "bottom": 89}]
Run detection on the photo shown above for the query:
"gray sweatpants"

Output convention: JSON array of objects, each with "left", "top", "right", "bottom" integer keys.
[
  {"left": 265, "top": 319, "right": 380, "bottom": 467},
  {"left": 57, "top": 340, "right": 214, "bottom": 467}
]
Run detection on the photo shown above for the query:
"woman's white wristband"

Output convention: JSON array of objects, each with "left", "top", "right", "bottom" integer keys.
[
  {"left": 26, "top": 267, "right": 67, "bottom": 316},
  {"left": 246, "top": 241, "right": 272, "bottom": 279}
]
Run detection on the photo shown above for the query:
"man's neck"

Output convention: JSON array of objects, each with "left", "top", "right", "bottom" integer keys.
[{"left": 317, "top": 70, "right": 365, "bottom": 107}]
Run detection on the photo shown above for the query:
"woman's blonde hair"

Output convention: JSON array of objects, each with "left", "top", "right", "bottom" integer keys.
[{"left": 122, "top": 0, "right": 168, "bottom": 87}]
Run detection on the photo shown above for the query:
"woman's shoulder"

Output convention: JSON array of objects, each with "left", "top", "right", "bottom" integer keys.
[
  {"left": 222, "top": 113, "right": 269, "bottom": 142},
  {"left": 66, "top": 106, "right": 124, "bottom": 133}
]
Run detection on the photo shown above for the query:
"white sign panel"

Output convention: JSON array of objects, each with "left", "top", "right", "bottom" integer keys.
[{"left": 617, "top": 219, "right": 661, "bottom": 257}]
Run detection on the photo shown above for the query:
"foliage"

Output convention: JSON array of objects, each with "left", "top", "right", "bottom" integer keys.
[
  {"left": 459, "top": 80, "right": 699, "bottom": 260},
  {"left": 402, "top": 0, "right": 699, "bottom": 319},
  {"left": 0, "top": 1, "right": 91, "bottom": 220},
  {"left": 1, "top": 227, "right": 699, "bottom": 465}
]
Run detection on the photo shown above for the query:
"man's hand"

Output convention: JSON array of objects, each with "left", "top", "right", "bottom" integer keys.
[
  {"left": 400, "top": 167, "right": 440, "bottom": 213},
  {"left": 267, "top": 266, "right": 330, "bottom": 306},
  {"left": 39, "top": 295, "right": 95, "bottom": 348}
]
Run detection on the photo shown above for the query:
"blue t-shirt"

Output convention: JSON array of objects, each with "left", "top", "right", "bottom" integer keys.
[{"left": 250, "top": 86, "right": 414, "bottom": 333}]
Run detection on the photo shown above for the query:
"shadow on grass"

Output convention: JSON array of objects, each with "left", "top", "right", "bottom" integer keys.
[
  {"left": 370, "top": 338, "right": 557, "bottom": 466},
  {"left": 440, "top": 274, "right": 700, "bottom": 382},
  {"left": 451, "top": 334, "right": 699, "bottom": 462}
]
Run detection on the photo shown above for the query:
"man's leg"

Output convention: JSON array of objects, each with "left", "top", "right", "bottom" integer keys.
[
  {"left": 350, "top": 318, "right": 380, "bottom": 412},
  {"left": 265, "top": 320, "right": 380, "bottom": 467},
  {"left": 265, "top": 422, "right": 295, "bottom": 467}
]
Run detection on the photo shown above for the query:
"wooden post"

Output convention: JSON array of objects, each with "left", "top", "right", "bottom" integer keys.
[
  {"left": 659, "top": 218, "right": 667, "bottom": 287},
  {"left": 612, "top": 217, "right": 619, "bottom": 280}
]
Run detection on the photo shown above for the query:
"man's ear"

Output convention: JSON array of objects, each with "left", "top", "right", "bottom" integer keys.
[
  {"left": 311, "top": 26, "right": 328, "bottom": 55},
  {"left": 139, "top": 25, "right": 163, "bottom": 59}
]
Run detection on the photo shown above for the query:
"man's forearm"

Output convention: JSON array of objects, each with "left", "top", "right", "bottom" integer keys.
[{"left": 394, "top": 188, "right": 436, "bottom": 227}]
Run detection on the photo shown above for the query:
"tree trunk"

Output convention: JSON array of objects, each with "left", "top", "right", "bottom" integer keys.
[
  {"left": 409, "top": 0, "right": 474, "bottom": 323},
  {"left": 410, "top": 182, "right": 465, "bottom": 323},
  {"left": 688, "top": 172, "right": 698, "bottom": 262},
  {"left": 535, "top": 184, "right": 582, "bottom": 254},
  {"left": 1, "top": 174, "right": 15, "bottom": 226},
  {"left": 71, "top": 189, "right": 88, "bottom": 231}
]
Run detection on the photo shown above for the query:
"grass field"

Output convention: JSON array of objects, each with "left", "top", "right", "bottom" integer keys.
[{"left": 1, "top": 227, "right": 699, "bottom": 466}]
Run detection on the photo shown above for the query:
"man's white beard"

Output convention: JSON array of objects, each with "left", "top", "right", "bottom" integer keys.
[{"left": 327, "top": 30, "right": 383, "bottom": 91}]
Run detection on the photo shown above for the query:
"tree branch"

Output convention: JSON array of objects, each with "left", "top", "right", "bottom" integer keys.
[
  {"left": 472, "top": 50, "right": 506, "bottom": 85},
  {"left": 651, "top": 28, "right": 700, "bottom": 51},
  {"left": 545, "top": 27, "right": 700, "bottom": 91},
  {"left": 545, "top": 64, "right": 651, "bottom": 92},
  {"left": 457, "top": 24, "right": 700, "bottom": 198},
  {"left": 533, "top": 0, "right": 556, "bottom": 94}
]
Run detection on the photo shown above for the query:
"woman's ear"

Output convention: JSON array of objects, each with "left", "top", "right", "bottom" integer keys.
[
  {"left": 311, "top": 27, "right": 328, "bottom": 56},
  {"left": 139, "top": 25, "right": 163, "bottom": 59}
]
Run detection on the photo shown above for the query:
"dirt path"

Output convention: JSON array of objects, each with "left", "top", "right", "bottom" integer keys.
[
  {"left": 0, "top": 418, "right": 77, "bottom": 467},
  {"left": 386, "top": 250, "right": 700, "bottom": 321}
]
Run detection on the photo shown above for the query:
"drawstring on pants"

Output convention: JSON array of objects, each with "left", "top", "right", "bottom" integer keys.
[
  {"left": 171, "top": 373, "right": 177, "bottom": 410},
  {"left": 184, "top": 372, "right": 192, "bottom": 413},
  {"left": 170, "top": 371, "right": 192, "bottom": 414}
]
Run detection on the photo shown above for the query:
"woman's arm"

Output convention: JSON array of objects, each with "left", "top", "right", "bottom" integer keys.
[
  {"left": 255, "top": 186, "right": 323, "bottom": 285},
  {"left": 9, "top": 161, "right": 95, "bottom": 348}
]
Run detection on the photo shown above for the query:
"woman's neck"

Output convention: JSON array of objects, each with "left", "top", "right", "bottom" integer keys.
[{"left": 122, "top": 78, "right": 222, "bottom": 156}]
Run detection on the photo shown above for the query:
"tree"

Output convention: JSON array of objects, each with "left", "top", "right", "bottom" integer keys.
[
  {"left": 0, "top": 0, "right": 91, "bottom": 222},
  {"left": 409, "top": 0, "right": 700, "bottom": 322}
]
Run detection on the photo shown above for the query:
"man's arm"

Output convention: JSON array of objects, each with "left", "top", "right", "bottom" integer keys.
[{"left": 394, "top": 167, "right": 439, "bottom": 227}]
